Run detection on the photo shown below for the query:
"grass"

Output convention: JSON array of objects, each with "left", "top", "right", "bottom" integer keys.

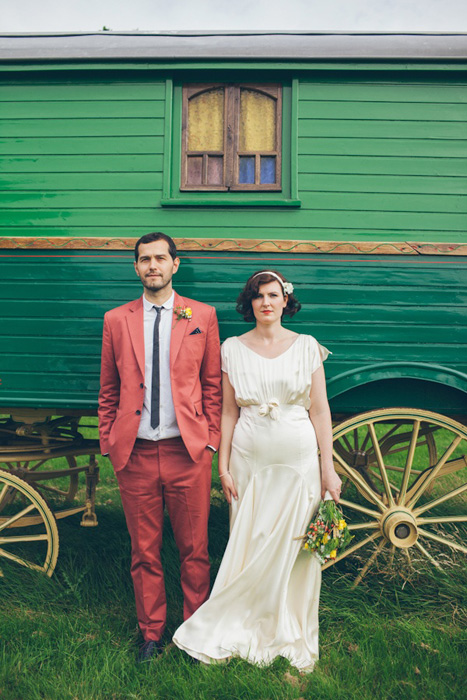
[{"left": 0, "top": 420, "right": 466, "bottom": 700}]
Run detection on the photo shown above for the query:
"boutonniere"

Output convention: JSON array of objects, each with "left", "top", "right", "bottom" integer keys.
[{"left": 174, "top": 305, "right": 193, "bottom": 322}]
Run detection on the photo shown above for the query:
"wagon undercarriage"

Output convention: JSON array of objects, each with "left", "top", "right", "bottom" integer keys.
[
  {"left": 0, "top": 413, "right": 99, "bottom": 577},
  {"left": 0, "top": 408, "right": 465, "bottom": 583}
]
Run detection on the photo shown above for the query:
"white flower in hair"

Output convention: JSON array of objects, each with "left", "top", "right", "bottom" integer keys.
[{"left": 283, "top": 282, "right": 294, "bottom": 295}]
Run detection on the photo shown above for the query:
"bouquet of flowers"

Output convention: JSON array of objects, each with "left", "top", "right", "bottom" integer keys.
[{"left": 296, "top": 496, "right": 353, "bottom": 565}]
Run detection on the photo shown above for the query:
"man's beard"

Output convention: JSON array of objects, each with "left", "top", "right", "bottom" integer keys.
[{"left": 142, "top": 275, "right": 171, "bottom": 292}]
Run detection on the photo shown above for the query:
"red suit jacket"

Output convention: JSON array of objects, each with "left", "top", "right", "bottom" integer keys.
[{"left": 98, "top": 293, "right": 222, "bottom": 471}]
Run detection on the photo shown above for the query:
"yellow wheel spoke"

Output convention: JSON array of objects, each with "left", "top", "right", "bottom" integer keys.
[
  {"left": 406, "top": 436, "right": 462, "bottom": 508},
  {"left": 369, "top": 423, "right": 395, "bottom": 506},
  {"left": 413, "top": 541, "right": 443, "bottom": 570},
  {"left": 0, "top": 534, "right": 49, "bottom": 544},
  {"left": 322, "top": 531, "right": 381, "bottom": 570},
  {"left": 347, "top": 521, "right": 380, "bottom": 531},
  {"left": 417, "top": 515, "right": 467, "bottom": 525},
  {"left": 388, "top": 544, "right": 396, "bottom": 568},
  {"left": 353, "top": 538, "right": 387, "bottom": 587},
  {"left": 418, "top": 528, "right": 467, "bottom": 554},
  {"left": 333, "top": 451, "right": 386, "bottom": 511},
  {"left": 0, "top": 484, "right": 10, "bottom": 508},
  {"left": 339, "top": 498, "right": 381, "bottom": 519},
  {"left": 0, "top": 546, "right": 47, "bottom": 573},
  {"left": 398, "top": 419, "right": 420, "bottom": 505},
  {"left": 401, "top": 547, "right": 411, "bottom": 565},
  {"left": 0, "top": 503, "right": 35, "bottom": 533},
  {"left": 414, "top": 482, "right": 467, "bottom": 516}
]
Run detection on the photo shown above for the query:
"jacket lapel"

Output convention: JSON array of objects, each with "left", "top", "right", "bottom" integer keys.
[
  {"left": 170, "top": 292, "right": 190, "bottom": 369},
  {"left": 125, "top": 297, "right": 145, "bottom": 377}
]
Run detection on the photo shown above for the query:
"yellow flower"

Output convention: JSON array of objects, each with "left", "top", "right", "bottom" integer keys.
[
  {"left": 339, "top": 519, "right": 347, "bottom": 530},
  {"left": 330, "top": 549, "right": 337, "bottom": 559},
  {"left": 303, "top": 543, "right": 309, "bottom": 550},
  {"left": 322, "top": 533, "right": 329, "bottom": 544},
  {"left": 185, "top": 307, "right": 192, "bottom": 319}
]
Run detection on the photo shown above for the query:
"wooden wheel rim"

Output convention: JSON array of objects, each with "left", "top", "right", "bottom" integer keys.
[
  {"left": 326, "top": 408, "right": 467, "bottom": 581},
  {"left": 0, "top": 471, "right": 59, "bottom": 577}
]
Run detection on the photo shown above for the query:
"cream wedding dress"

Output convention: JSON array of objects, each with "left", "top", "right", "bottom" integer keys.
[{"left": 173, "top": 334, "right": 330, "bottom": 672}]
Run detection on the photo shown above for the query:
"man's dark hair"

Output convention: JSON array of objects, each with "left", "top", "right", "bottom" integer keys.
[{"left": 134, "top": 232, "right": 178, "bottom": 262}]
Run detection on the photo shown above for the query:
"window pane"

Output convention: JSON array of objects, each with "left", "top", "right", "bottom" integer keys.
[
  {"left": 207, "top": 156, "right": 223, "bottom": 185},
  {"left": 260, "top": 156, "right": 276, "bottom": 184},
  {"left": 239, "top": 89, "right": 276, "bottom": 152},
  {"left": 186, "top": 156, "right": 203, "bottom": 185},
  {"left": 238, "top": 156, "right": 255, "bottom": 184},
  {"left": 188, "top": 88, "right": 224, "bottom": 152}
]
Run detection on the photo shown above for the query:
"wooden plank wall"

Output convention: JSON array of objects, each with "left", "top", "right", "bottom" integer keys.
[
  {"left": 0, "top": 250, "right": 465, "bottom": 413},
  {"left": 0, "top": 72, "right": 466, "bottom": 243}
]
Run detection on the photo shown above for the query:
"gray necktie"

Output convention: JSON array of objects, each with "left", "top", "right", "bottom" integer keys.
[{"left": 150, "top": 306, "right": 162, "bottom": 429}]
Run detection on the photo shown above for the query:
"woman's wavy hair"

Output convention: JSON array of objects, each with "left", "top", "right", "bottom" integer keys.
[{"left": 236, "top": 270, "right": 301, "bottom": 322}]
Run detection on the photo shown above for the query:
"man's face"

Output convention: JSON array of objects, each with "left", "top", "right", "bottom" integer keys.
[{"left": 134, "top": 240, "right": 180, "bottom": 293}]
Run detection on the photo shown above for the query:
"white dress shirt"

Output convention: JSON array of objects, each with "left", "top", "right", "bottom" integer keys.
[{"left": 137, "top": 292, "right": 181, "bottom": 441}]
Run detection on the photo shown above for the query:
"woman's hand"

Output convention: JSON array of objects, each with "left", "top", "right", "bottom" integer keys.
[
  {"left": 219, "top": 472, "right": 238, "bottom": 504},
  {"left": 321, "top": 469, "right": 342, "bottom": 503}
]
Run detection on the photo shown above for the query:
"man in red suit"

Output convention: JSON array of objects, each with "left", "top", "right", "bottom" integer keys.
[{"left": 98, "top": 232, "right": 221, "bottom": 661}]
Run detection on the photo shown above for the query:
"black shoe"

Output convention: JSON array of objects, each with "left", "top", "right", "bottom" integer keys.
[{"left": 138, "top": 639, "right": 164, "bottom": 663}]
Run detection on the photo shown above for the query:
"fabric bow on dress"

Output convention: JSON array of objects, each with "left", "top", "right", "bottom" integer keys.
[{"left": 258, "top": 398, "right": 280, "bottom": 420}]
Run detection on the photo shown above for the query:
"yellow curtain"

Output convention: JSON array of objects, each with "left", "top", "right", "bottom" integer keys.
[
  {"left": 188, "top": 88, "right": 224, "bottom": 152},
  {"left": 239, "top": 89, "right": 276, "bottom": 152}
]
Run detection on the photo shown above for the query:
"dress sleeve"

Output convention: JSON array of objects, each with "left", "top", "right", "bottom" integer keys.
[
  {"left": 310, "top": 336, "right": 332, "bottom": 374},
  {"left": 221, "top": 339, "right": 230, "bottom": 373}
]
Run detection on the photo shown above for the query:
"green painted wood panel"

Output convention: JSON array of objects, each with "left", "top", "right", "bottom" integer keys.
[
  {"left": 0, "top": 71, "right": 466, "bottom": 243},
  {"left": 299, "top": 155, "right": 467, "bottom": 176},
  {"left": 0, "top": 118, "right": 164, "bottom": 137},
  {"left": 299, "top": 79, "right": 467, "bottom": 103},
  {"left": 298, "top": 101, "right": 467, "bottom": 121},
  {"left": 300, "top": 119, "right": 467, "bottom": 140},
  {"left": 0, "top": 100, "right": 165, "bottom": 119},
  {"left": 0, "top": 137, "right": 164, "bottom": 155},
  {"left": 1, "top": 209, "right": 464, "bottom": 231},
  {"left": 0, "top": 154, "right": 160, "bottom": 172},
  {"left": 0, "top": 173, "right": 163, "bottom": 190},
  {"left": 0, "top": 250, "right": 465, "bottom": 414},
  {"left": 0, "top": 81, "right": 166, "bottom": 101}
]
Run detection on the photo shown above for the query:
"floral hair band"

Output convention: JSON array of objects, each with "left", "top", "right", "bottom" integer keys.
[{"left": 251, "top": 271, "right": 294, "bottom": 296}]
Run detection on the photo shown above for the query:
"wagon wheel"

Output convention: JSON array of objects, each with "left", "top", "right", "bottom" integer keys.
[
  {"left": 1, "top": 456, "right": 79, "bottom": 503},
  {"left": 0, "top": 471, "right": 59, "bottom": 577},
  {"left": 335, "top": 420, "right": 437, "bottom": 497},
  {"left": 326, "top": 409, "right": 467, "bottom": 584}
]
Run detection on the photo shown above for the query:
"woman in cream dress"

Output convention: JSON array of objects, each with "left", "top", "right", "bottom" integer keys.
[{"left": 173, "top": 270, "right": 341, "bottom": 672}]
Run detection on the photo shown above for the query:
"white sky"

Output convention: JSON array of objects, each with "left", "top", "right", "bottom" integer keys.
[{"left": 1, "top": 0, "right": 467, "bottom": 32}]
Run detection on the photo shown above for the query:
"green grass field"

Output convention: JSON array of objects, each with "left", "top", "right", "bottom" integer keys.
[{"left": 0, "top": 422, "right": 466, "bottom": 700}]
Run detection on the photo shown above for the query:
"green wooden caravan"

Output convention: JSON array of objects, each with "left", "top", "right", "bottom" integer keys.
[{"left": 0, "top": 32, "right": 466, "bottom": 579}]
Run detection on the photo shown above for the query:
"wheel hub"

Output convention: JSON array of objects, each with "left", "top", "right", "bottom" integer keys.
[{"left": 380, "top": 506, "right": 418, "bottom": 548}]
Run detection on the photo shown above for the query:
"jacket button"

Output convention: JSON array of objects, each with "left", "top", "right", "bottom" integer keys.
[
  {"left": 136, "top": 410, "right": 141, "bottom": 415},
  {"left": 140, "top": 383, "right": 144, "bottom": 389}
]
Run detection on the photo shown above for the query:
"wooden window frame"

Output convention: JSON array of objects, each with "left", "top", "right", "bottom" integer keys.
[
  {"left": 161, "top": 78, "right": 300, "bottom": 208},
  {"left": 181, "top": 83, "right": 282, "bottom": 192}
]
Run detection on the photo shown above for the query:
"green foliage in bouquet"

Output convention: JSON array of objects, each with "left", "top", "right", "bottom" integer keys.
[{"left": 298, "top": 499, "right": 353, "bottom": 565}]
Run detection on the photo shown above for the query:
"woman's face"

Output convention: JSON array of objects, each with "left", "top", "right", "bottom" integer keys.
[{"left": 251, "top": 281, "right": 287, "bottom": 324}]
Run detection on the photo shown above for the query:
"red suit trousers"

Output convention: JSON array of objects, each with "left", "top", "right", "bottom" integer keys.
[{"left": 116, "top": 437, "right": 212, "bottom": 641}]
